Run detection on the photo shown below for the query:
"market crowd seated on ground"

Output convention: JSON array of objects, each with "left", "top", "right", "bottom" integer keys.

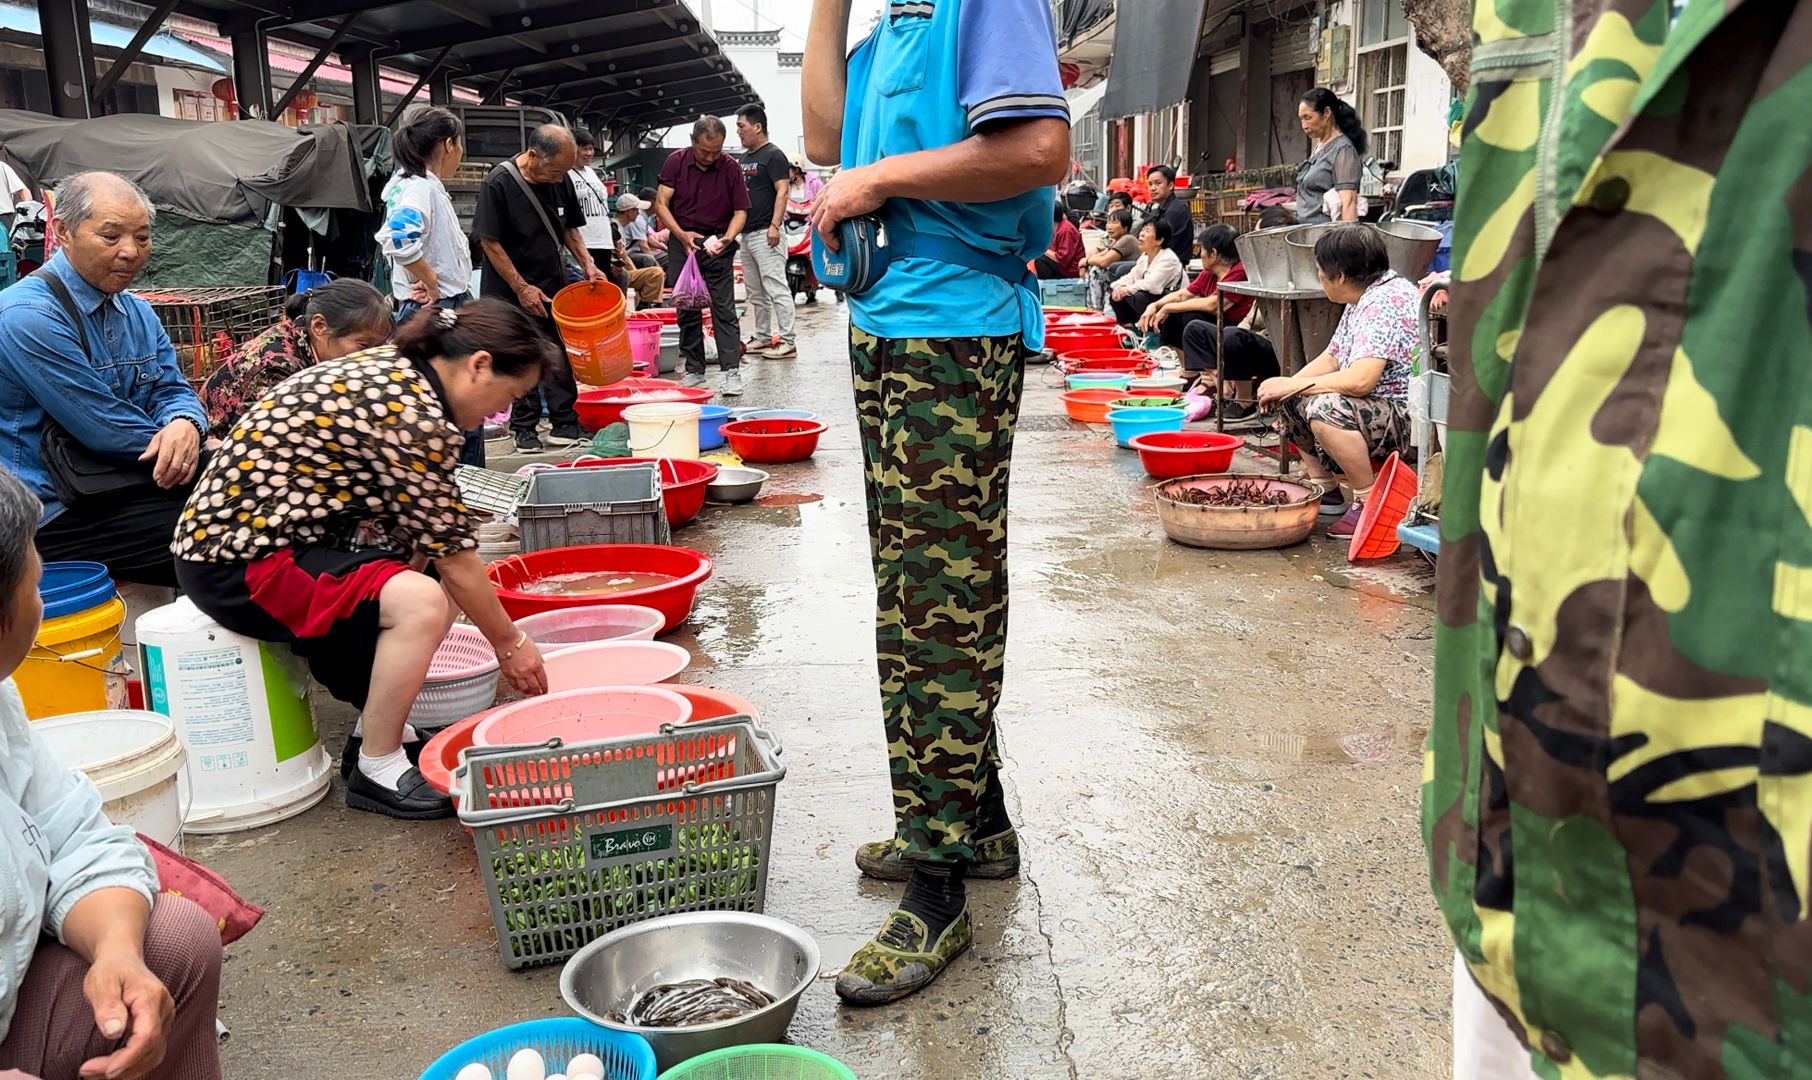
[
  {"left": 1108, "top": 219, "right": 1185, "bottom": 328},
  {"left": 0, "top": 171, "right": 205, "bottom": 588},
  {"left": 200, "top": 279, "right": 393, "bottom": 439},
  {"left": 0, "top": 464, "right": 225, "bottom": 1080},
  {"left": 1137, "top": 223, "right": 1250, "bottom": 352},
  {"left": 1258, "top": 223, "right": 1418, "bottom": 538},
  {"left": 1086, "top": 208, "right": 1139, "bottom": 309}
]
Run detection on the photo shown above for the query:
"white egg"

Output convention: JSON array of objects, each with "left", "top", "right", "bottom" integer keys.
[
  {"left": 454, "top": 1066, "right": 492, "bottom": 1080},
  {"left": 546, "top": 1074, "right": 568, "bottom": 1080},
  {"left": 565, "top": 1054, "right": 606, "bottom": 1080},
  {"left": 506, "top": 1048, "right": 546, "bottom": 1080}
]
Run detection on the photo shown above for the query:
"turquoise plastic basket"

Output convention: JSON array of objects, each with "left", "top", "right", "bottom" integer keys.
[
  {"left": 418, "top": 1018, "right": 656, "bottom": 1080},
  {"left": 656, "top": 1045, "right": 857, "bottom": 1080}
]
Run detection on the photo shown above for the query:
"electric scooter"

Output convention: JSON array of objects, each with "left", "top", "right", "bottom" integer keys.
[{"left": 783, "top": 192, "right": 824, "bottom": 304}]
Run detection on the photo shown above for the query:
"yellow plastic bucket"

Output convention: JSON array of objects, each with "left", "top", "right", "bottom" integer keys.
[{"left": 18, "top": 596, "right": 128, "bottom": 719}]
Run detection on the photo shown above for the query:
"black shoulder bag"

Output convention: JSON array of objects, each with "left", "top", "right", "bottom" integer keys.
[
  {"left": 501, "top": 160, "right": 586, "bottom": 285},
  {"left": 31, "top": 269, "right": 169, "bottom": 506}
]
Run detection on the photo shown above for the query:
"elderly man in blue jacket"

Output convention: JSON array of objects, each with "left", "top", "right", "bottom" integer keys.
[{"left": 0, "top": 171, "right": 206, "bottom": 586}]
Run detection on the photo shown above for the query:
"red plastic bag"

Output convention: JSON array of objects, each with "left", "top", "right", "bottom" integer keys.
[
  {"left": 139, "top": 834, "right": 265, "bottom": 945},
  {"left": 671, "top": 250, "right": 711, "bottom": 310}
]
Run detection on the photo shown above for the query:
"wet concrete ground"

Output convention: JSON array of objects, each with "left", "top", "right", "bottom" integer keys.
[{"left": 196, "top": 298, "right": 1451, "bottom": 1078}]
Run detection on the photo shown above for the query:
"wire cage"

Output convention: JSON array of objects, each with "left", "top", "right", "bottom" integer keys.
[{"left": 138, "top": 286, "right": 285, "bottom": 383}]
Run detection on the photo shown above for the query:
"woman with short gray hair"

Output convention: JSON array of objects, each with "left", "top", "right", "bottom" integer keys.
[{"left": 0, "top": 465, "right": 224, "bottom": 1080}]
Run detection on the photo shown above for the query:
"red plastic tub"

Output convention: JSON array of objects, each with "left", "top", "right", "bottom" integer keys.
[
  {"left": 1055, "top": 349, "right": 1159, "bottom": 376},
  {"left": 1044, "top": 326, "right": 1126, "bottom": 355},
  {"left": 720, "top": 418, "right": 828, "bottom": 463},
  {"left": 1128, "top": 430, "right": 1243, "bottom": 479},
  {"left": 489, "top": 544, "right": 713, "bottom": 633},
  {"left": 1044, "top": 309, "right": 1116, "bottom": 329},
  {"left": 575, "top": 379, "right": 715, "bottom": 431},
  {"left": 556, "top": 456, "right": 719, "bottom": 527}
]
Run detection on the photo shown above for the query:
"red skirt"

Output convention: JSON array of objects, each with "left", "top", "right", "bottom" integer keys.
[{"left": 176, "top": 547, "right": 412, "bottom": 709}]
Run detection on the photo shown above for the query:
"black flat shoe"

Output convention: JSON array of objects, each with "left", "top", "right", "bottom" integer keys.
[
  {"left": 339, "top": 734, "right": 427, "bottom": 780},
  {"left": 343, "top": 766, "right": 454, "bottom": 820}
]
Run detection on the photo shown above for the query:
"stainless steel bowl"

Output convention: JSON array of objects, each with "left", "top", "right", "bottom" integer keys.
[
  {"left": 704, "top": 466, "right": 769, "bottom": 504},
  {"left": 560, "top": 911, "right": 820, "bottom": 1072}
]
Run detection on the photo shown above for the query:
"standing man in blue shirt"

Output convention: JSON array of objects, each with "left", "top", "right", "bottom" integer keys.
[
  {"left": 804, "top": 0, "right": 1069, "bottom": 1006},
  {"left": 0, "top": 172, "right": 206, "bottom": 586}
]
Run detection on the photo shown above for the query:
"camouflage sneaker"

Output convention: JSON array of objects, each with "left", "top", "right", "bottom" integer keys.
[
  {"left": 854, "top": 828, "right": 1021, "bottom": 882},
  {"left": 834, "top": 908, "right": 972, "bottom": 1006}
]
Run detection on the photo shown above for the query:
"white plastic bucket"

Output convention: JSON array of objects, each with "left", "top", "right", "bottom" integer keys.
[
  {"left": 34, "top": 709, "right": 187, "bottom": 851},
  {"left": 623, "top": 401, "right": 702, "bottom": 459},
  {"left": 137, "top": 598, "right": 333, "bottom": 834}
]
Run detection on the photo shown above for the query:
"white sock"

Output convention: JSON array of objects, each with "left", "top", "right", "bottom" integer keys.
[
  {"left": 357, "top": 746, "right": 413, "bottom": 791},
  {"left": 352, "top": 719, "right": 419, "bottom": 743}
]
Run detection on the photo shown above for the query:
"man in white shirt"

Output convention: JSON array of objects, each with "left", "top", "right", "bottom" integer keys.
[{"left": 569, "top": 129, "right": 617, "bottom": 276}]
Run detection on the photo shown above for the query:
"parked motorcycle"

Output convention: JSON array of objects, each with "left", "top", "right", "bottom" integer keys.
[{"left": 783, "top": 193, "right": 823, "bottom": 304}]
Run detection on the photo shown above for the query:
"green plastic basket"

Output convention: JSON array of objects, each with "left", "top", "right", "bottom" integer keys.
[{"left": 655, "top": 1045, "right": 856, "bottom": 1080}]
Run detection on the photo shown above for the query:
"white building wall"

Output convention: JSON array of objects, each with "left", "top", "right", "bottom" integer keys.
[
  {"left": 1397, "top": 46, "right": 1453, "bottom": 174},
  {"left": 151, "top": 65, "right": 220, "bottom": 119}
]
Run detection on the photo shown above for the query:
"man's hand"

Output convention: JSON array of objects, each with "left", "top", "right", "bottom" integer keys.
[
  {"left": 767, "top": 223, "right": 782, "bottom": 248},
  {"left": 516, "top": 283, "right": 551, "bottom": 317},
  {"left": 676, "top": 230, "right": 699, "bottom": 253},
  {"left": 139, "top": 420, "right": 199, "bottom": 489},
  {"left": 81, "top": 948, "right": 174, "bottom": 1080},
  {"left": 809, "top": 164, "right": 884, "bottom": 250},
  {"left": 501, "top": 636, "right": 547, "bottom": 697},
  {"left": 585, "top": 262, "right": 608, "bottom": 284}
]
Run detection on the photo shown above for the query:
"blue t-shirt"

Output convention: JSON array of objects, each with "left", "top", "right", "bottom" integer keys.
[{"left": 841, "top": 0, "right": 1069, "bottom": 350}]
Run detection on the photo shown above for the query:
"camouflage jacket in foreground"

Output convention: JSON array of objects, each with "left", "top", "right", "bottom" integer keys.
[{"left": 1428, "top": 0, "right": 1812, "bottom": 1076}]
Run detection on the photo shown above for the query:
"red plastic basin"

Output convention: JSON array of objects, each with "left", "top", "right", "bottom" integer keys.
[
  {"left": 1044, "top": 327, "right": 1125, "bottom": 355},
  {"left": 489, "top": 544, "right": 713, "bottom": 633},
  {"left": 720, "top": 418, "right": 827, "bottom": 464},
  {"left": 1056, "top": 349, "right": 1159, "bottom": 376},
  {"left": 557, "top": 456, "right": 719, "bottom": 527},
  {"left": 1128, "top": 430, "right": 1243, "bottom": 479},
  {"left": 575, "top": 379, "right": 716, "bottom": 431},
  {"left": 1044, "top": 310, "right": 1115, "bottom": 329}
]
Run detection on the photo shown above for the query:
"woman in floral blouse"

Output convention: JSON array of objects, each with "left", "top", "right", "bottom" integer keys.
[
  {"left": 1258, "top": 224, "right": 1419, "bottom": 538},
  {"left": 200, "top": 279, "right": 393, "bottom": 439},
  {"left": 174, "top": 300, "right": 552, "bottom": 820}
]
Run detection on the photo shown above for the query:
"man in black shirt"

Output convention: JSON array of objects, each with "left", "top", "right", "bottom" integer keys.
[
  {"left": 474, "top": 123, "right": 606, "bottom": 452},
  {"left": 1144, "top": 165, "right": 1194, "bottom": 269},
  {"left": 736, "top": 105, "right": 796, "bottom": 359}
]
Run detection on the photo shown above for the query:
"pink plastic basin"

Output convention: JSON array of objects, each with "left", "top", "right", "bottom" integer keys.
[
  {"left": 541, "top": 640, "right": 690, "bottom": 692},
  {"left": 515, "top": 604, "right": 665, "bottom": 646},
  {"left": 472, "top": 685, "right": 694, "bottom": 748}
]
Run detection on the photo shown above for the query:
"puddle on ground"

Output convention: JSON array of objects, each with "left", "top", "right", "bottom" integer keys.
[{"left": 757, "top": 492, "right": 824, "bottom": 506}]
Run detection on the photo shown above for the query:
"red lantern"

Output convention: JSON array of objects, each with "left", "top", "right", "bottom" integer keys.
[
  {"left": 1059, "top": 62, "right": 1081, "bottom": 89},
  {"left": 211, "top": 77, "right": 236, "bottom": 103},
  {"left": 291, "top": 88, "right": 317, "bottom": 112}
]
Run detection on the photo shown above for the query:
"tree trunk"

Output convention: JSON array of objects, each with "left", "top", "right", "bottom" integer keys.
[{"left": 1402, "top": 0, "right": 1472, "bottom": 93}]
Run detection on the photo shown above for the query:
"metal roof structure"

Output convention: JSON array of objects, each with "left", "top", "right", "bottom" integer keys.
[{"left": 35, "top": 0, "right": 757, "bottom": 142}]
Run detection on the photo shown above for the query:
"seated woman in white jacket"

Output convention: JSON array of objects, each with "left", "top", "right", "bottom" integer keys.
[
  {"left": 0, "top": 464, "right": 223, "bottom": 1080},
  {"left": 1108, "top": 219, "right": 1185, "bottom": 328}
]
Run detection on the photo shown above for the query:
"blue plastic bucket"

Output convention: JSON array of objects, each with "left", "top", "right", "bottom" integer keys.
[
  {"left": 1106, "top": 406, "right": 1186, "bottom": 448},
  {"left": 697, "top": 404, "right": 735, "bottom": 451},
  {"left": 40, "top": 561, "right": 116, "bottom": 620}
]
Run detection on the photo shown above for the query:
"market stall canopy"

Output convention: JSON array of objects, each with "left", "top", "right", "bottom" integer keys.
[
  {"left": 1100, "top": 0, "right": 1208, "bottom": 120},
  {"left": 171, "top": 0, "right": 758, "bottom": 132},
  {"left": 0, "top": 111, "right": 370, "bottom": 223}
]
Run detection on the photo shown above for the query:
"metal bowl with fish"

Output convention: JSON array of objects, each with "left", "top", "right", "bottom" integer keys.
[{"left": 559, "top": 911, "right": 820, "bottom": 1072}]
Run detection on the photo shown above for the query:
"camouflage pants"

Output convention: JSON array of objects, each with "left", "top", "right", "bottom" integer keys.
[{"left": 849, "top": 328, "right": 1024, "bottom": 863}]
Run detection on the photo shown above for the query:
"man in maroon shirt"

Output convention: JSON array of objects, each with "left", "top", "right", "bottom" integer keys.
[
  {"left": 654, "top": 116, "right": 750, "bottom": 396},
  {"left": 1034, "top": 203, "right": 1085, "bottom": 279}
]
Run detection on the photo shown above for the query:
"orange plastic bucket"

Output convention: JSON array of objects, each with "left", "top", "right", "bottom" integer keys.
[{"left": 551, "top": 281, "right": 632, "bottom": 387}]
